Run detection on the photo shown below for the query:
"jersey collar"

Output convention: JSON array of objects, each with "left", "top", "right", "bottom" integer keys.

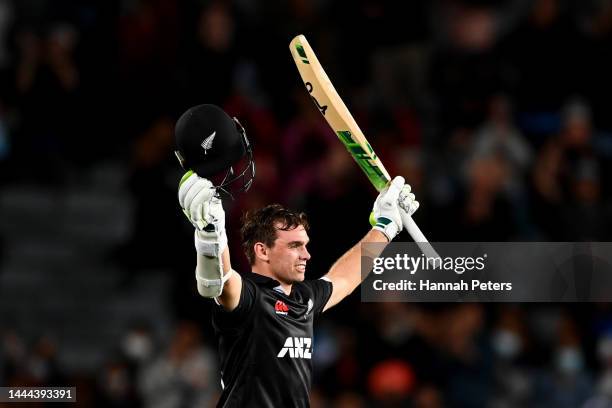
[{"left": 247, "top": 272, "right": 282, "bottom": 288}]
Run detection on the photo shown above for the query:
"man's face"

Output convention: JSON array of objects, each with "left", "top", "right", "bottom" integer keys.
[{"left": 267, "top": 224, "right": 311, "bottom": 285}]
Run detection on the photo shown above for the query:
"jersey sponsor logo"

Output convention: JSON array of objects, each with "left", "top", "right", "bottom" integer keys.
[
  {"left": 277, "top": 337, "right": 312, "bottom": 359},
  {"left": 274, "top": 300, "right": 289, "bottom": 315}
]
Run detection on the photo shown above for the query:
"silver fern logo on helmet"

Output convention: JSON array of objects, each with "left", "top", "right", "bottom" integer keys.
[{"left": 201, "top": 131, "right": 216, "bottom": 154}]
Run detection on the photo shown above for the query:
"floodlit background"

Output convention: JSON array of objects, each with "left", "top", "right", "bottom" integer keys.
[{"left": 1, "top": 0, "right": 612, "bottom": 406}]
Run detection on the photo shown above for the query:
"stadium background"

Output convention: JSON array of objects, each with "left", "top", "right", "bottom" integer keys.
[{"left": 1, "top": 0, "right": 612, "bottom": 406}]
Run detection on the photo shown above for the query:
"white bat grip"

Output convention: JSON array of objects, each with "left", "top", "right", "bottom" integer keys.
[{"left": 400, "top": 212, "right": 440, "bottom": 260}]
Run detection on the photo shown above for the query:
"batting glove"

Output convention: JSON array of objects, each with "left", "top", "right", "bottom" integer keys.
[
  {"left": 398, "top": 184, "right": 420, "bottom": 217},
  {"left": 371, "top": 176, "right": 405, "bottom": 241},
  {"left": 178, "top": 171, "right": 227, "bottom": 256}
]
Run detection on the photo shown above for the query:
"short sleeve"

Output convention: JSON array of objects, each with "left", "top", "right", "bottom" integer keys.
[
  {"left": 212, "top": 277, "right": 257, "bottom": 331},
  {"left": 300, "top": 278, "right": 333, "bottom": 316}
]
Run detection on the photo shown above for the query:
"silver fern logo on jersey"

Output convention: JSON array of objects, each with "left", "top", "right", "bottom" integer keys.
[
  {"left": 304, "top": 298, "right": 313, "bottom": 319},
  {"left": 201, "top": 131, "right": 216, "bottom": 154}
]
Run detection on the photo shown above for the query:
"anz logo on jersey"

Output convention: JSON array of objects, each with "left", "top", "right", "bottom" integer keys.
[{"left": 277, "top": 337, "right": 312, "bottom": 359}]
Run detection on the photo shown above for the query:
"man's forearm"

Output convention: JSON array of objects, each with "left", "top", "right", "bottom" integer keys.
[
  {"left": 329, "top": 229, "right": 387, "bottom": 283},
  {"left": 323, "top": 229, "right": 388, "bottom": 311}
]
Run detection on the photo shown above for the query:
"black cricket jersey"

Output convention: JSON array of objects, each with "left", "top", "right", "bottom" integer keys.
[{"left": 212, "top": 272, "right": 333, "bottom": 408}]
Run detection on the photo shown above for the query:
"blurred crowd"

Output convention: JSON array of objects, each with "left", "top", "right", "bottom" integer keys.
[{"left": 2, "top": 0, "right": 612, "bottom": 406}]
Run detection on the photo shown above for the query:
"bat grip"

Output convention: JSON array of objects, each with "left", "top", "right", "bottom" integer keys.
[{"left": 400, "top": 211, "right": 440, "bottom": 260}]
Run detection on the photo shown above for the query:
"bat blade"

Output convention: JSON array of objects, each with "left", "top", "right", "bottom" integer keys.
[
  {"left": 289, "top": 35, "right": 390, "bottom": 192},
  {"left": 290, "top": 34, "right": 438, "bottom": 255}
]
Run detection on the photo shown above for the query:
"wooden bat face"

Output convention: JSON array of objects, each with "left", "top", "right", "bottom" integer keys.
[{"left": 289, "top": 35, "right": 391, "bottom": 192}]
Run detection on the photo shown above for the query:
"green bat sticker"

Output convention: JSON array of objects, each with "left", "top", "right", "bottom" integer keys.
[
  {"left": 295, "top": 44, "right": 309, "bottom": 64},
  {"left": 336, "top": 131, "right": 387, "bottom": 191}
]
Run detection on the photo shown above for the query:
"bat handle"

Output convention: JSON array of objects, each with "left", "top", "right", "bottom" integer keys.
[{"left": 400, "top": 212, "right": 440, "bottom": 260}]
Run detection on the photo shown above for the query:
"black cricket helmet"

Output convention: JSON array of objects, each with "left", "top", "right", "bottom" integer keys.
[{"left": 174, "top": 104, "right": 255, "bottom": 198}]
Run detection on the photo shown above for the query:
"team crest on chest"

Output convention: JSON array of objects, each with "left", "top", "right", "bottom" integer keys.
[{"left": 274, "top": 300, "right": 289, "bottom": 315}]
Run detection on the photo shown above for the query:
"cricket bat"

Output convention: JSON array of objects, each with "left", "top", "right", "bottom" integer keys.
[{"left": 289, "top": 34, "right": 438, "bottom": 259}]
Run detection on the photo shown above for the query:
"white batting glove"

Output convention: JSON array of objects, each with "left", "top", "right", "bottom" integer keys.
[
  {"left": 178, "top": 171, "right": 227, "bottom": 256},
  {"left": 398, "top": 184, "right": 419, "bottom": 217},
  {"left": 178, "top": 171, "right": 220, "bottom": 230},
  {"left": 371, "top": 176, "right": 405, "bottom": 241}
]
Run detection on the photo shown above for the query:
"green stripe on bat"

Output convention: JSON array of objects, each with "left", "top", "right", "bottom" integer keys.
[
  {"left": 337, "top": 131, "right": 377, "bottom": 160},
  {"left": 336, "top": 131, "right": 387, "bottom": 191},
  {"left": 296, "top": 44, "right": 309, "bottom": 64},
  {"left": 365, "top": 141, "right": 375, "bottom": 155},
  {"left": 357, "top": 160, "right": 387, "bottom": 191},
  {"left": 337, "top": 130, "right": 353, "bottom": 144}
]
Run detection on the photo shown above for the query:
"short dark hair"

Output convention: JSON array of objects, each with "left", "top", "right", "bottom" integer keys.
[{"left": 241, "top": 204, "right": 309, "bottom": 265}]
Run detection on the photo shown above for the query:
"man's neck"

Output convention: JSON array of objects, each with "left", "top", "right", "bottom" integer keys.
[{"left": 251, "top": 265, "right": 292, "bottom": 295}]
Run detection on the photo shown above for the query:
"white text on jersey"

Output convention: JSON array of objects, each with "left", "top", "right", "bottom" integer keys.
[{"left": 277, "top": 337, "right": 312, "bottom": 359}]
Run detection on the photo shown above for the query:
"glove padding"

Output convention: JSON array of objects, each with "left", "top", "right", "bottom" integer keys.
[
  {"left": 178, "top": 171, "right": 232, "bottom": 298},
  {"left": 372, "top": 176, "right": 405, "bottom": 241},
  {"left": 398, "top": 184, "right": 419, "bottom": 217},
  {"left": 178, "top": 171, "right": 221, "bottom": 231},
  {"left": 371, "top": 177, "right": 420, "bottom": 241},
  {"left": 178, "top": 171, "right": 227, "bottom": 256}
]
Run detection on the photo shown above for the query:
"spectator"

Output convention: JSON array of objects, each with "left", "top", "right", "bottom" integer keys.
[
  {"left": 138, "top": 322, "right": 218, "bottom": 408},
  {"left": 489, "top": 307, "right": 534, "bottom": 407},
  {"left": 533, "top": 314, "right": 593, "bottom": 407}
]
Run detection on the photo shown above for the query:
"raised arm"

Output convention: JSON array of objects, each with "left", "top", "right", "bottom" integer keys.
[
  {"left": 322, "top": 176, "right": 419, "bottom": 311},
  {"left": 179, "top": 171, "right": 242, "bottom": 310}
]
